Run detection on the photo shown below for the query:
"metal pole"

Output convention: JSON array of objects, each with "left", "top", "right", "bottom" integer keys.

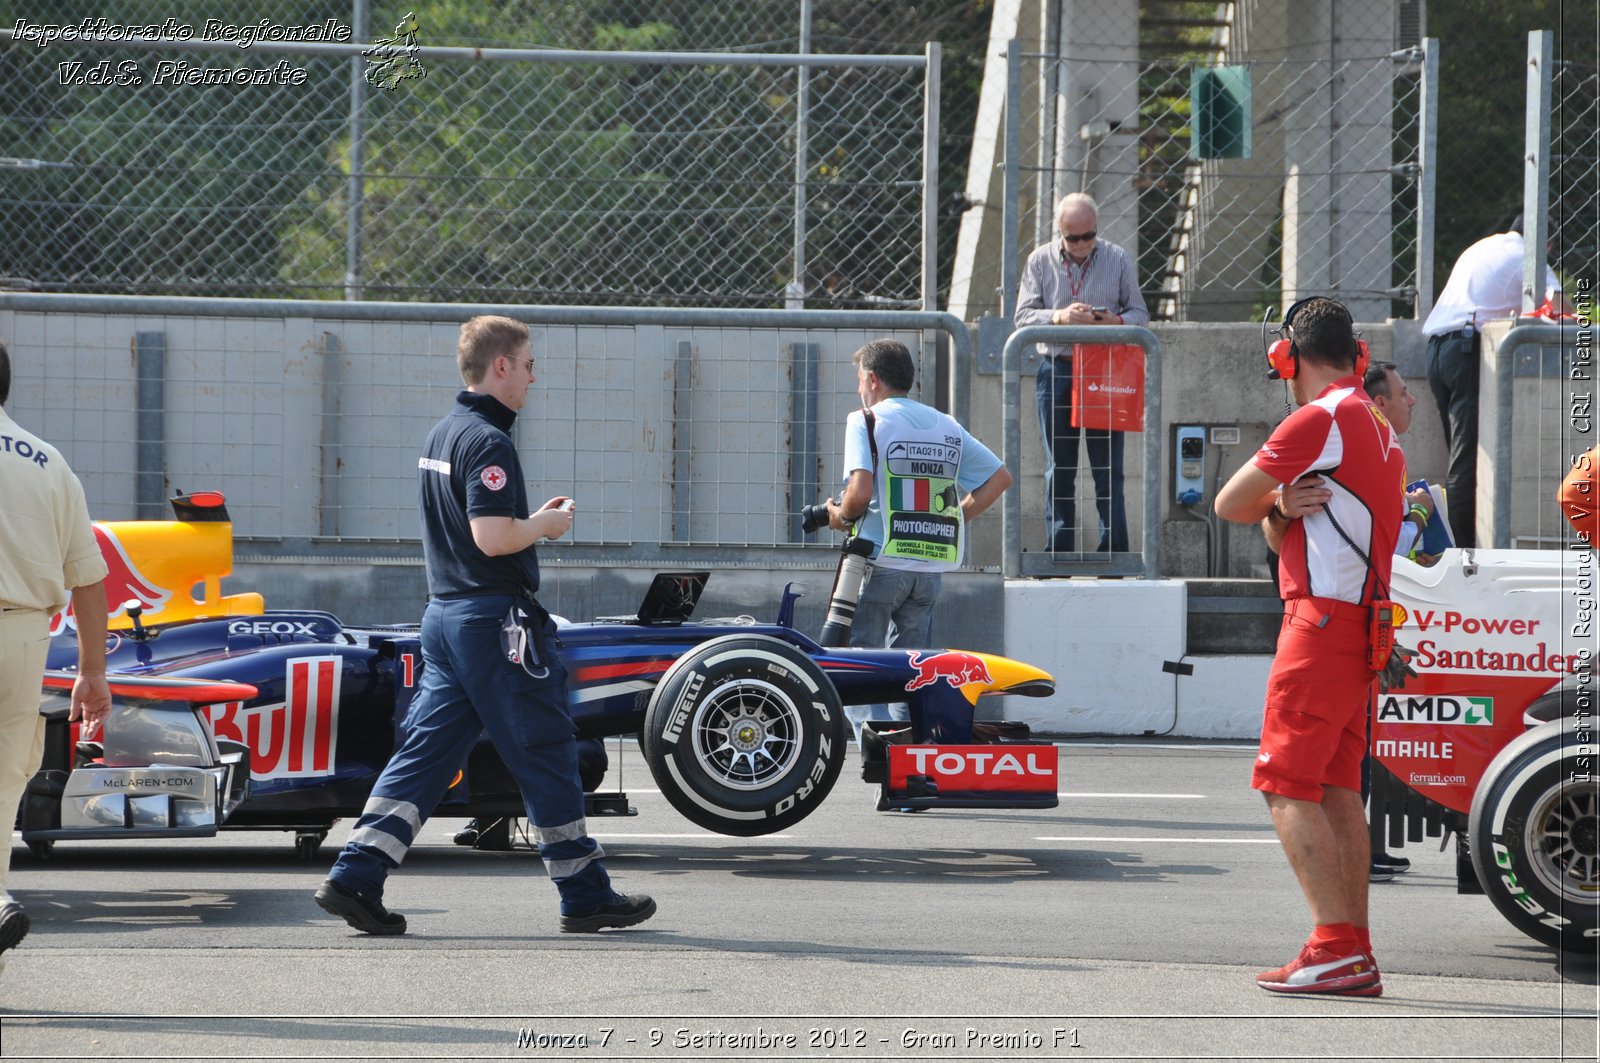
[
  {"left": 0, "top": 294, "right": 974, "bottom": 370},
  {"left": 0, "top": 28, "right": 923, "bottom": 68},
  {"left": 1415, "top": 37, "right": 1439, "bottom": 320},
  {"left": 1002, "top": 39, "right": 1022, "bottom": 321},
  {"left": 923, "top": 43, "right": 954, "bottom": 420},
  {"left": 1523, "top": 30, "right": 1553, "bottom": 314},
  {"left": 345, "top": 0, "right": 368, "bottom": 302},
  {"left": 1037, "top": 0, "right": 1058, "bottom": 248},
  {"left": 788, "top": 0, "right": 812, "bottom": 310},
  {"left": 922, "top": 42, "right": 940, "bottom": 317}
]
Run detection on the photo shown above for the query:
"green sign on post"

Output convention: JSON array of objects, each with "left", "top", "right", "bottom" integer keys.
[{"left": 1190, "top": 65, "right": 1252, "bottom": 160}]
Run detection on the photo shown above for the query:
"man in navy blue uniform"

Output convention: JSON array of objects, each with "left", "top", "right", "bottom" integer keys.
[{"left": 314, "top": 316, "right": 655, "bottom": 935}]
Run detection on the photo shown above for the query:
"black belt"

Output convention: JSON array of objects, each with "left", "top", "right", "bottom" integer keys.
[{"left": 431, "top": 586, "right": 524, "bottom": 601}]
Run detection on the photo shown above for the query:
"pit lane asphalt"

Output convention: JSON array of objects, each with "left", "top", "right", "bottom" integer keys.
[{"left": 4, "top": 742, "right": 1597, "bottom": 1061}]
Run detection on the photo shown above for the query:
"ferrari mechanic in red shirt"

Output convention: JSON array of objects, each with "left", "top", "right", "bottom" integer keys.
[{"left": 1216, "top": 297, "right": 1406, "bottom": 997}]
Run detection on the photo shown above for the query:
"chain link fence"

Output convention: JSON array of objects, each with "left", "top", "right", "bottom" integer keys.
[
  {"left": 1428, "top": 4, "right": 1596, "bottom": 301},
  {"left": 1552, "top": 47, "right": 1599, "bottom": 293},
  {"left": 1002, "top": 0, "right": 1422, "bottom": 324},
  {"left": 0, "top": 0, "right": 932, "bottom": 308}
]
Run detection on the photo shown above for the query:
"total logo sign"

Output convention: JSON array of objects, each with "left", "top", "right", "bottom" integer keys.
[
  {"left": 1377, "top": 694, "right": 1494, "bottom": 726},
  {"left": 202, "top": 656, "right": 341, "bottom": 781},
  {"left": 888, "top": 744, "right": 1058, "bottom": 793}
]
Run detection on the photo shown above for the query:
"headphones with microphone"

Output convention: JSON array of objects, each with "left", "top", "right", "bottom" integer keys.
[{"left": 1264, "top": 297, "right": 1369, "bottom": 380}]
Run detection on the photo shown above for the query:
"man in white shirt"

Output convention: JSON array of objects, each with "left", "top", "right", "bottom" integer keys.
[
  {"left": 1421, "top": 217, "right": 1566, "bottom": 546},
  {"left": 0, "top": 340, "right": 112, "bottom": 977},
  {"left": 824, "top": 340, "right": 1011, "bottom": 740}
]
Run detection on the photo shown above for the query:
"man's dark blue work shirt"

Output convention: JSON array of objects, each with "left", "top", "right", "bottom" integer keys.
[{"left": 418, "top": 390, "right": 540, "bottom": 597}]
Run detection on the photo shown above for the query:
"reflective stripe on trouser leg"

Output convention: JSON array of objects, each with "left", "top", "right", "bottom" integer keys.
[
  {"left": 498, "top": 732, "right": 613, "bottom": 912},
  {"left": 327, "top": 599, "right": 487, "bottom": 901},
  {"left": 441, "top": 598, "right": 615, "bottom": 914},
  {"left": 342, "top": 796, "right": 425, "bottom": 865}
]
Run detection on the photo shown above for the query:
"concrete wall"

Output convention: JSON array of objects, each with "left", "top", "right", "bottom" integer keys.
[
  {"left": 1, "top": 309, "right": 1468, "bottom": 578},
  {"left": 1003, "top": 579, "right": 1272, "bottom": 738}
]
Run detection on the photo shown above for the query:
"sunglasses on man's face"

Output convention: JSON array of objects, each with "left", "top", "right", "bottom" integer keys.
[{"left": 1062, "top": 230, "right": 1097, "bottom": 244}]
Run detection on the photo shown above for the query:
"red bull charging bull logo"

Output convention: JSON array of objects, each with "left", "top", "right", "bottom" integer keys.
[
  {"left": 202, "top": 656, "right": 341, "bottom": 781},
  {"left": 905, "top": 650, "right": 993, "bottom": 691},
  {"left": 49, "top": 524, "right": 172, "bottom": 635}
]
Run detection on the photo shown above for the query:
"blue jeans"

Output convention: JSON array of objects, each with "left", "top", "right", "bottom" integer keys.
[
  {"left": 1036, "top": 355, "right": 1129, "bottom": 552},
  {"left": 328, "top": 595, "right": 613, "bottom": 914},
  {"left": 845, "top": 566, "right": 940, "bottom": 740}
]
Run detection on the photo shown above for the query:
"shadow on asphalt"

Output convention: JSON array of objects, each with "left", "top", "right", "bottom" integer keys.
[
  {"left": 0, "top": 1014, "right": 543, "bottom": 1048},
  {"left": 16, "top": 840, "right": 1231, "bottom": 885}
]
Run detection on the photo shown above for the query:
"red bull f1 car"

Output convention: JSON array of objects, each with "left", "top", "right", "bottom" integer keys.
[{"left": 18, "top": 493, "right": 1058, "bottom": 861}]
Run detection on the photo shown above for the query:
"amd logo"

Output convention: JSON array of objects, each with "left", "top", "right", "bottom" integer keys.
[{"left": 1377, "top": 695, "right": 1494, "bottom": 726}]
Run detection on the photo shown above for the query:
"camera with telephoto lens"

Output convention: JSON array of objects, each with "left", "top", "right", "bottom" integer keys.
[{"left": 799, "top": 501, "right": 832, "bottom": 534}]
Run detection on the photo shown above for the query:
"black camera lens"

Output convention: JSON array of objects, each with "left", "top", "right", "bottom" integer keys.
[{"left": 800, "top": 502, "right": 830, "bottom": 534}]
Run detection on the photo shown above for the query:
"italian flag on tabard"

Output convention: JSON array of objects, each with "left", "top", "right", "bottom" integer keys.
[{"left": 889, "top": 476, "right": 931, "bottom": 511}]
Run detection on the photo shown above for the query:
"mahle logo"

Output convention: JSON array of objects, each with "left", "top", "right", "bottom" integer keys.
[{"left": 1377, "top": 694, "right": 1494, "bottom": 726}]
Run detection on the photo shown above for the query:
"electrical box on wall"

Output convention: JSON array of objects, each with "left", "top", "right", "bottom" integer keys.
[{"left": 1176, "top": 426, "right": 1207, "bottom": 505}]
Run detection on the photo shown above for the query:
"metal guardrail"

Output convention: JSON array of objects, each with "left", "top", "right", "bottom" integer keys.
[
  {"left": 0, "top": 292, "right": 971, "bottom": 418},
  {"left": 1486, "top": 321, "right": 1584, "bottom": 549},
  {"left": 1000, "top": 324, "right": 1164, "bottom": 579},
  {"left": 0, "top": 291, "right": 974, "bottom": 562}
]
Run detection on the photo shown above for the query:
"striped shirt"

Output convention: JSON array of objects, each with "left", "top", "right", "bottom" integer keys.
[{"left": 1015, "top": 237, "right": 1150, "bottom": 359}]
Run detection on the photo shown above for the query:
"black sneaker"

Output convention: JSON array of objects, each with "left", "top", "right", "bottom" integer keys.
[
  {"left": 0, "top": 902, "right": 29, "bottom": 956},
  {"left": 314, "top": 879, "right": 407, "bottom": 936},
  {"left": 1371, "top": 852, "right": 1411, "bottom": 873},
  {"left": 559, "top": 893, "right": 657, "bottom": 934},
  {"left": 1368, "top": 862, "right": 1396, "bottom": 883}
]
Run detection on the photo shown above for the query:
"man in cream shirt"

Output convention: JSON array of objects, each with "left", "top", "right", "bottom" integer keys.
[{"left": 0, "top": 339, "right": 112, "bottom": 976}]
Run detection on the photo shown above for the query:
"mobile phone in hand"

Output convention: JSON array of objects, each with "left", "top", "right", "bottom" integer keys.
[{"left": 558, "top": 499, "right": 576, "bottom": 513}]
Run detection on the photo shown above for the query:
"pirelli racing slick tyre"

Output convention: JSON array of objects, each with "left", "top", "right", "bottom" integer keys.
[
  {"left": 642, "top": 634, "right": 847, "bottom": 836},
  {"left": 1468, "top": 718, "right": 1599, "bottom": 952}
]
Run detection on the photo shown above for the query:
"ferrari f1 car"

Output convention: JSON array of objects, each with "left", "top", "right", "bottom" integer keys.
[
  {"left": 18, "top": 493, "right": 1057, "bottom": 860},
  {"left": 1378, "top": 547, "right": 1597, "bottom": 952}
]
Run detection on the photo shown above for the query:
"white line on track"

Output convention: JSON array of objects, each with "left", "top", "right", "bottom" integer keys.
[
  {"left": 590, "top": 833, "right": 794, "bottom": 840},
  {"left": 1061, "top": 741, "right": 1259, "bottom": 751},
  {"left": 601, "top": 789, "right": 1209, "bottom": 800},
  {"left": 1035, "top": 835, "right": 1278, "bottom": 844},
  {"left": 1058, "top": 792, "right": 1205, "bottom": 799}
]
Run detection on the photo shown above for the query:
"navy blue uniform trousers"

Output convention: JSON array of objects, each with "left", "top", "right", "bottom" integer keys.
[
  {"left": 1036, "top": 355, "right": 1129, "bottom": 552},
  {"left": 329, "top": 595, "right": 612, "bottom": 913}
]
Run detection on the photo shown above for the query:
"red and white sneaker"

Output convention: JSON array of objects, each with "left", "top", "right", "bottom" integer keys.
[{"left": 1256, "top": 944, "right": 1382, "bottom": 996}]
